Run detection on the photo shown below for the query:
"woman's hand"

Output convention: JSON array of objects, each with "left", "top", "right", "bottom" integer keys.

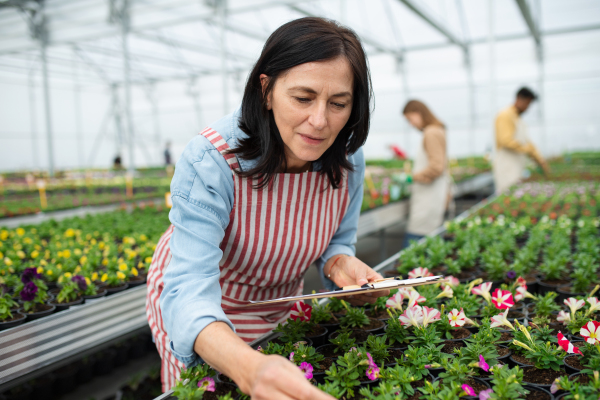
[
  {"left": 324, "top": 255, "right": 390, "bottom": 306},
  {"left": 241, "top": 354, "right": 334, "bottom": 400}
]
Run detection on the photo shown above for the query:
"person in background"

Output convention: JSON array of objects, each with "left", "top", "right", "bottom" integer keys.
[
  {"left": 493, "top": 87, "right": 550, "bottom": 194},
  {"left": 164, "top": 141, "right": 172, "bottom": 166},
  {"left": 401, "top": 100, "right": 449, "bottom": 247},
  {"left": 113, "top": 155, "right": 123, "bottom": 170}
]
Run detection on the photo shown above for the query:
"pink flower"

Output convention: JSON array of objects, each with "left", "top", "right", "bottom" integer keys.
[
  {"left": 399, "top": 306, "right": 424, "bottom": 328},
  {"left": 444, "top": 276, "right": 460, "bottom": 288},
  {"left": 462, "top": 384, "right": 475, "bottom": 396},
  {"left": 290, "top": 301, "right": 312, "bottom": 322},
  {"left": 366, "top": 364, "right": 380, "bottom": 380},
  {"left": 564, "top": 297, "right": 585, "bottom": 316},
  {"left": 557, "top": 331, "right": 582, "bottom": 355},
  {"left": 490, "top": 309, "right": 514, "bottom": 330},
  {"left": 587, "top": 297, "right": 600, "bottom": 314},
  {"left": 580, "top": 321, "right": 600, "bottom": 345},
  {"left": 491, "top": 288, "right": 515, "bottom": 310},
  {"left": 479, "top": 389, "right": 493, "bottom": 400},
  {"left": 557, "top": 310, "right": 571, "bottom": 324},
  {"left": 289, "top": 352, "right": 295, "bottom": 361},
  {"left": 514, "top": 286, "right": 534, "bottom": 302},
  {"left": 197, "top": 377, "right": 215, "bottom": 392},
  {"left": 516, "top": 276, "right": 527, "bottom": 288},
  {"left": 406, "top": 290, "right": 426, "bottom": 307},
  {"left": 366, "top": 352, "right": 375, "bottom": 367},
  {"left": 478, "top": 355, "right": 489, "bottom": 372},
  {"left": 408, "top": 267, "right": 432, "bottom": 279},
  {"left": 299, "top": 362, "right": 313, "bottom": 379},
  {"left": 421, "top": 306, "right": 441, "bottom": 327},
  {"left": 550, "top": 379, "right": 560, "bottom": 394},
  {"left": 448, "top": 308, "right": 466, "bottom": 327},
  {"left": 386, "top": 292, "right": 404, "bottom": 310},
  {"left": 472, "top": 282, "right": 492, "bottom": 302}
]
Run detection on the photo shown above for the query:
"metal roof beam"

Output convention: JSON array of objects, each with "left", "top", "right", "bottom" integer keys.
[
  {"left": 515, "top": 0, "right": 541, "bottom": 46},
  {"left": 397, "top": 0, "right": 467, "bottom": 52}
]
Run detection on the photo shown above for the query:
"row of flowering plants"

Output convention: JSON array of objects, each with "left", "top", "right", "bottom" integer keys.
[{"left": 0, "top": 204, "right": 170, "bottom": 329}]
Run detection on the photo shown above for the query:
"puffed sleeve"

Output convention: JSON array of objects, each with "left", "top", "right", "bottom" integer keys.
[
  {"left": 160, "top": 134, "right": 236, "bottom": 368},
  {"left": 315, "top": 148, "right": 365, "bottom": 291}
]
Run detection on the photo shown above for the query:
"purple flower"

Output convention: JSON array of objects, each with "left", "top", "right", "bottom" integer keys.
[
  {"left": 72, "top": 275, "right": 87, "bottom": 291},
  {"left": 21, "top": 267, "right": 41, "bottom": 284},
  {"left": 506, "top": 271, "right": 516, "bottom": 279},
  {"left": 550, "top": 379, "right": 560, "bottom": 394},
  {"left": 21, "top": 281, "right": 38, "bottom": 302},
  {"left": 289, "top": 352, "right": 295, "bottom": 361},
  {"left": 299, "top": 362, "right": 313, "bottom": 379},
  {"left": 478, "top": 355, "right": 489, "bottom": 372},
  {"left": 197, "top": 377, "right": 215, "bottom": 392},
  {"left": 462, "top": 384, "right": 475, "bottom": 396},
  {"left": 479, "top": 389, "right": 493, "bottom": 400}
]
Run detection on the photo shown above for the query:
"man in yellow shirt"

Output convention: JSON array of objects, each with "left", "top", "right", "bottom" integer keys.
[{"left": 493, "top": 87, "right": 549, "bottom": 194}]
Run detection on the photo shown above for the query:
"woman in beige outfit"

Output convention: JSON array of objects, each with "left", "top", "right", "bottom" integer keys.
[{"left": 402, "top": 100, "right": 449, "bottom": 247}]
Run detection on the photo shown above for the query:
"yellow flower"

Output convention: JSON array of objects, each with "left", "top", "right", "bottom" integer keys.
[
  {"left": 62, "top": 249, "right": 71, "bottom": 258},
  {"left": 74, "top": 266, "right": 81, "bottom": 274},
  {"left": 40, "top": 259, "right": 47, "bottom": 266},
  {"left": 16, "top": 251, "right": 25, "bottom": 259},
  {"left": 64, "top": 272, "right": 72, "bottom": 279},
  {"left": 140, "top": 234, "right": 148, "bottom": 241},
  {"left": 145, "top": 257, "right": 152, "bottom": 264},
  {"left": 85, "top": 277, "right": 91, "bottom": 286},
  {"left": 46, "top": 269, "right": 53, "bottom": 276},
  {"left": 57, "top": 251, "right": 63, "bottom": 258},
  {"left": 4, "top": 257, "right": 12, "bottom": 266},
  {"left": 31, "top": 250, "right": 39, "bottom": 259},
  {"left": 0, "top": 251, "right": 3, "bottom": 259},
  {"left": 118, "top": 263, "right": 128, "bottom": 271},
  {"left": 58, "top": 276, "right": 64, "bottom": 284},
  {"left": 79, "top": 256, "right": 87, "bottom": 265},
  {"left": 65, "top": 228, "right": 75, "bottom": 237},
  {"left": 16, "top": 228, "right": 25, "bottom": 236},
  {"left": 102, "top": 259, "right": 108, "bottom": 266},
  {"left": 31, "top": 228, "right": 37, "bottom": 234},
  {"left": 57, "top": 264, "right": 62, "bottom": 270},
  {"left": 90, "top": 238, "right": 97, "bottom": 245},
  {"left": 128, "top": 252, "right": 136, "bottom": 260},
  {"left": 37, "top": 266, "right": 44, "bottom": 274},
  {"left": 0, "top": 230, "right": 8, "bottom": 240},
  {"left": 116, "top": 271, "right": 126, "bottom": 280},
  {"left": 131, "top": 268, "right": 138, "bottom": 277},
  {"left": 23, "top": 237, "right": 32, "bottom": 244},
  {"left": 101, "top": 273, "right": 108, "bottom": 282},
  {"left": 74, "top": 249, "right": 82, "bottom": 256},
  {"left": 91, "top": 272, "right": 98, "bottom": 281},
  {"left": 86, "top": 234, "right": 92, "bottom": 241},
  {"left": 98, "top": 242, "right": 105, "bottom": 250}
]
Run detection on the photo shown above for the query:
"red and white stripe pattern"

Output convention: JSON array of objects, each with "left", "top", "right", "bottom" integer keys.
[
  {"left": 557, "top": 331, "right": 582, "bottom": 355},
  {"left": 146, "top": 128, "right": 350, "bottom": 392}
]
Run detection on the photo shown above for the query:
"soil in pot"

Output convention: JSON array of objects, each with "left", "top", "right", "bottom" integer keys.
[
  {"left": 523, "top": 385, "right": 553, "bottom": 400},
  {"left": 106, "top": 283, "right": 129, "bottom": 295},
  {"left": 570, "top": 372, "right": 591, "bottom": 384},
  {"left": 448, "top": 328, "right": 471, "bottom": 340},
  {"left": 522, "top": 367, "right": 567, "bottom": 387},
  {"left": 564, "top": 354, "right": 584, "bottom": 373},
  {"left": 0, "top": 312, "right": 26, "bottom": 330},
  {"left": 365, "top": 308, "right": 390, "bottom": 321},
  {"left": 406, "top": 378, "right": 430, "bottom": 400},
  {"left": 510, "top": 353, "right": 535, "bottom": 366},
  {"left": 441, "top": 340, "right": 465, "bottom": 354},
  {"left": 305, "top": 325, "right": 328, "bottom": 347},
  {"left": 316, "top": 344, "right": 343, "bottom": 359},
  {"left": 496, "top": 345, "right": 511, "bottom": 358},
  {"left": 438, "top": 377, "right": 489, "bottom": 395},
  {"left": 383, "top": 348, "right": 404, "bottom": 365},
  {"left": 203, "top": 382, "right": 238, "bottom": 400},
  {"left": 507, "top": 310, "right": 525, "bottom": 320},
  {"left": 498, "top": 330, "right": 514, "bottom": 342},
  {"left": 18, "top": 304, "right": 55, "bottom": 321},
  {"left": 49, "top": 296, "right": 83, "bottom": 311},
  {"left": 476, "top": 361, "right": 504, "bottom": 381}
]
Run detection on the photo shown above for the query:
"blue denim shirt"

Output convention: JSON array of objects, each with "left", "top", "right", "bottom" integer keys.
[{"left": 160, "top": 107, "right": 365, "bottom": 367}]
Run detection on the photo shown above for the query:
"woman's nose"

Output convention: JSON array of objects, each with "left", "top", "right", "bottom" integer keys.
[{"left": 308, "top": 103, "right": 328, "bottom": 131}]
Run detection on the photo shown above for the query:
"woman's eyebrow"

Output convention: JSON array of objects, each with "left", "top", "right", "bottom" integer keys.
[{"left": 288, "top": 86, "right": 352, "bottom": 98}]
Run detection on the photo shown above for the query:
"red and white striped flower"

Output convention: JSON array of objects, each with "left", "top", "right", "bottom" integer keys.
[
  {"left": 443, "top": 276, "right": 460, "bottom": 288},
  {"left": 514, "top": 286, "right": 535, "bottom": 302},
  {"left": 407, "top": 290, "right": 426, "bottom": 308},
  {"left": 399, "top": 306, "right": 424, "bottom": 328},
  {"left": 472, "top": 282, "right": 493, "bottom": 302},
  {"left": 557, "top": 311, "right": 571, "bottom": 324},
  {"left": 435, "top": 284, "right": 454, "bottom": 299},
  {"left": 557, "top": 331, "right": 582, "bottom": 355},
  {"left": 448, "top": 308, "right": 466, "bottom": 327},
  {"left": 491, "top": 288, "right": 515, "bottom": 310},
  {"left": 421, "top": 306, "right": 441, "bottom": 327},
  {"left": 386, "top": 292, "right": 404, "bottom": 310},
  {"left": 290, "top": 301, "right": 312, "bottom": 322},
  {"left": 490, "top": 309, "right": 514, "bottom": 330},
  {"left": 565, "top": 298, "right": 585, "bottom": 316},
  {"left": 580, "top": 321, "right": 600, "bottom": 345},
  {"left": 587, "top": 297, "right": 600, "bottom": 315},
  {"left": 516, "top": 276, "right": 527, "bottom": 288},
  {"left": 408, "top": 267, "right": 433, "bottom": 279}
]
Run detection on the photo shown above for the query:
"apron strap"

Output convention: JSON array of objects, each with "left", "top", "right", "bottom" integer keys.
[{"left": 199, "top": 127, "right": 240, "bottom": 172}]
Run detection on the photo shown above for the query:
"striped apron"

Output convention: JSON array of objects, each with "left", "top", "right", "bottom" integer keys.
[{"left": 146, "top": 128, "right": 350, "bottom": 391}]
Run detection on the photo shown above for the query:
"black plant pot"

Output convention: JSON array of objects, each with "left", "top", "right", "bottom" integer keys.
[
  {"left": 536, "top": 278, "right": 567, "bottom": 296},
  {"left": 521, "top": 366, "right": 567, "bottom": 390},
  {"left": 18, "top": 304, "right": 56, "bottom": 321},
  {"left": 84, "top": 288, "right": 108, "bottom": 302},
  {"left": 305, "top": 326, "right": 329, "bottom": 348},
  {"left": 94, "top": 348, "right": 117, "bottom": 376},
  {"left": 129, "top": 335, "right": 149, "bottom": 359},
  {"left": 509, "top": 354, "right": 535, "bottom": 369},
  {"left": 54, "top": 363, "right": 78, "bottom": 395},
  {"left": 106, "top": 283, "right": 129, "bottom": 295},
  {"left": 113, "top": 342, "right": 131, "bottom": 367},
  {"left": 127, "top": 275, "right": 147, "bottom": 288},
  {"left": 315, "top": 344, "right": 343, "bottom": 360},
  {"left": 522, "top": 384, "right": 554, "bottom": 400},
  {"left": 49, "top": 297, "right": 84, "bottom": 312},
  {"left": 318, "top": 321, "right": 340, "bottom": 334},
  {"left": 76, "top": 356, "right": 96, "bottom": 384},
  {"left": 563, "top": 355, "right": 582, "bottom": 375},
  {"left": 0, "top": 313, "right": 26, "bottom": 331},
  {"left": 434, "top": 377, "right": 490, "bottom": 399},
  {"left": 496, "top": 345, "right": 512, "bottom": 364}
]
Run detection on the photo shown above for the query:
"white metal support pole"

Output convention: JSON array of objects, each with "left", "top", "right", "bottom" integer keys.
[
  {"left": 120, "top": 0, "right": 135, "bottom": 174},
  {"left": 535, "top": 0, "right": 545, "bottom": 156},
  {"left": 488, "top": 0, "right": 496, "bottom": 150},
  {"left": 40, "top": 29, "right": 55, "bottom": 177},
  {"left": 111, "top": 84, "right": 124, "bottom": 158},
  {"left": 466, "top": 53, "right": 476, "bottom": 156},
  {"left": 219, "top": 0, "right": 229, "bottom": 115},
  {"left": 145, "top": 82, "right": 162, "bottom": 163},
  {"left": 28, "top": 66, "right": 40, "bottom": 170},
  {"left": 72, "top": 56, "right": 84, "bottom": 168}
]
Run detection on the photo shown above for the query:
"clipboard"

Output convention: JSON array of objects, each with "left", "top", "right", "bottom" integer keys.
[{"left": 244, "top": 275, "right": 445, "bottom": 306}]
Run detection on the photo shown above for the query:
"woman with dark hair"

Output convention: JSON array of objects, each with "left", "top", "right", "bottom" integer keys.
[
  {"left": 146, "top": 17, "right": 387, "bottom": 398},
  {"left": 401, "top": 100, "right": 450, "bottom": 246}
]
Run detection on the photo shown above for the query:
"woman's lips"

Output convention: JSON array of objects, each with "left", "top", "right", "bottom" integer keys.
[{"left": 298, "top": 133, "right": 325, "bottom": 145}]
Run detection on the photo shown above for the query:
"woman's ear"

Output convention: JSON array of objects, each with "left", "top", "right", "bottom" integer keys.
[{"left": 259, "top": 74, "right": 272, "bottom": 110}]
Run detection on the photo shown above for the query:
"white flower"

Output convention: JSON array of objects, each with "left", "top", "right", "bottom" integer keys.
[
  {"left": 406, "top": 290, "right": 426, "bottom": 308},
  {"left": 556, "top": 311, "right": 571, "bottom": 324},
  {"left": 587, "top": 297, "right": 600, "bottom": 315},
  {"left": 435, "top": 284, "right": 454, "bottom": 299},
  {"left": 421, "top": 306, "right": 441, "bottom": 327},
  {"left": 490, "top": 309, "right": 514, "bottom": 330},
  {"left": 399, "top": 306, "right": 424, "bottom": 328},
  {"left": 564, "top": 297, "right": 585, "bottom": 316},
  {"left": 385, "top": 292, "right": 404, "bottom": 310},
  {"left": 448, "top": 308, "right": 466, "bottom": 327}
]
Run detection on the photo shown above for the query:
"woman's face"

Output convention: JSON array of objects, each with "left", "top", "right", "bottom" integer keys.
[
  {"left": 404, "top": 112, "right": 424, "bottom": 131},
  {"left": 262, "top": 57, "right": 354, "bottom": 172}
]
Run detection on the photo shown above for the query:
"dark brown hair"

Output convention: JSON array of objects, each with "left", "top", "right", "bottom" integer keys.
[
  {"left": 403, "top": 99, "right": 445, "bottom": 130},
  {"left": 232, "top": 17, "right": 372, "bottom": 189}
]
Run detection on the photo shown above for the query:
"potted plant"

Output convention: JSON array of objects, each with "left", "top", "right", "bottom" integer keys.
[
  {"left": 0, "top": 292, "right": 25, "bottom": 330},
  {"left": 323, "top": 347, "right": 380, "bottom": 398},
  {"left": 49, "top": 275, "right": 86, "bottom": 311},
  {"left": 437, "top": 358, "right": 491, "bottom": 397},
  {"left": 100, "top": 270, "right": 129, "bottom": 294},
  {"left": 17, "top": 268, "right": 55, "bottom": 320},
  {"left": 552, "top": 370, "right": 600, "bottom": 400},
  {"left": 288, "top": 342, "right": 327, "bottom": 383},
  {"left": 173, "top": 363, "right": 236, "bottom": 400}
]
